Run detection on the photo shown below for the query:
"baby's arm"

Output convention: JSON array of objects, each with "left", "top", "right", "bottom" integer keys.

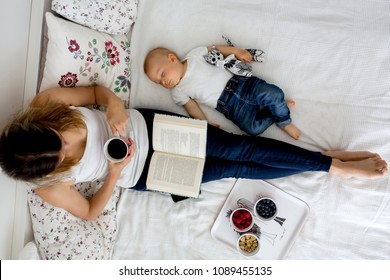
[
  {"left": 183, "top": 98, "right": 208, "bottom": 120},
  {"left": 208, "top": 45, "right": 252, "bottom": 63},
  {"left": 183, "top": 99, "right": 220, "bottom": 127}
]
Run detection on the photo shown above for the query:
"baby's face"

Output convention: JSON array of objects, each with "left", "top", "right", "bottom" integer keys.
[{"left": 146, "top": 54, "right": 183, "bottom": 89}]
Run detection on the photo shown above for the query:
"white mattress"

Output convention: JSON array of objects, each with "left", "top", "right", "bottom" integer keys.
[{"left": 111, "top": 0, "right": 390, "bottom": 259}]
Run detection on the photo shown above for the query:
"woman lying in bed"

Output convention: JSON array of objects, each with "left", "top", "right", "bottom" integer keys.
[{"left": 0, "top": 86, "right": 387, "bottom": 220}]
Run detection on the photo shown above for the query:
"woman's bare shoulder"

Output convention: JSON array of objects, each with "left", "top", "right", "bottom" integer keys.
[{"left": 34, "top": 180, "right": 76, "bottom": 194}]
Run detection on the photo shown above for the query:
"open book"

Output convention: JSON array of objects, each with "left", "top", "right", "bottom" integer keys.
[{"left": 146, "top": 114, "right": 207, "bottom": 198}]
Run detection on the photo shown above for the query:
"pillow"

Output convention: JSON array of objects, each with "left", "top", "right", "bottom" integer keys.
[
  {"left": 51, "top": 0, "right": 138, "bottom": 35},
  {"left": 40, "top": 12, "right": 131, "bottom": 106},
  {"left": 27, "top": 181, "right": 120, "bottom": 260},
  {"left": 18, "top": 241, "right": 41, "bottom": 260},
  {"left": 18, "top": 242, "right": 41, "bottom": 260}
]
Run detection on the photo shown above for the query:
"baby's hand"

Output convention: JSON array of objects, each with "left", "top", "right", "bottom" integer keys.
[
  {"left": 209, "top": 122, "right": 220, "bottom": 128},
  {"left": 235, "top": 49, "right": 252, "bottom": 63}
]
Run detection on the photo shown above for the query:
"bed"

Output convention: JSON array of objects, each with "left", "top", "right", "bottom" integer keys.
[{"left": 16, "top": 0, "right": 390, "bottom": 260}]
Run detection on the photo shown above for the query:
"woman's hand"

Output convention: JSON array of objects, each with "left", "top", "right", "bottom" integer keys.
[
  {"left": 107, "top": 138, "right": 136, "bottom": 175},
  {"left": 91, "top": 85, "right": 129, "bottom": 136},
  {"left": 106, "top": 98, "right": 129, "bottom": 137}
]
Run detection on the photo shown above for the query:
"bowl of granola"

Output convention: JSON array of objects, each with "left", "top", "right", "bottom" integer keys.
[{"left": 236, "top": 233, "right": 260, "bottom": 256}]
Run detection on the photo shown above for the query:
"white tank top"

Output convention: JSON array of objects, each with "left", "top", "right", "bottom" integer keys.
[{"left": 70, "top": 107, "right": 149, "bottom": 187}]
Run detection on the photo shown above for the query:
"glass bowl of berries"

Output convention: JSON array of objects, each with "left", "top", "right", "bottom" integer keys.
[
  {"left": 254, "top": 197, "right": 277, "bottom": 221},
  {"left": 237, "top": 233, "right": 260, "bottom": 256},
  {"left": 230, "top": 208, "right": 254, "bottom": 232}
]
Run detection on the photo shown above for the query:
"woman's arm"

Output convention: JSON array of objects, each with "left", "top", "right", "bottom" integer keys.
[
  {"left": 35, "top": 142, "right": 135, "bottom": 220},
  {"left": 36, "top": 175, "right": 118, "bottom": 220},
  {"left": 32, "top": 86, "right": 116, "bottom": 107},
  {"left": 32, "top": 86, "right": 128, "bottom": 136}
]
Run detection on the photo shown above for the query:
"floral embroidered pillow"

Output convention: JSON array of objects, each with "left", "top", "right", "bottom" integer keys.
[
  {"left": 40, "top": 12, "right": 131, "bottom": 106},
  {"left": 27, "top": 181, "right": 120, "bottom": 260},
  {"left": 51, "top": 0, "right": 138, "bottom": 35}
]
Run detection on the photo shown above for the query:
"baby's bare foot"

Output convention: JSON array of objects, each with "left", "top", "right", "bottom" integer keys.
[
  {"left": 330, "top": 156, "right": 388, "bottom": 179},
  {"left": 286, "top": 100, "right": 295, "bottom": 108},
  {"left": 282, "top": 124, "right": 301, "bottom": 140}
]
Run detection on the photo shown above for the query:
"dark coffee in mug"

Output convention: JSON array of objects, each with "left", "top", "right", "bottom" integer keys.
[{"left": 107, "top": 138, "right": 128, "bottom": 160}]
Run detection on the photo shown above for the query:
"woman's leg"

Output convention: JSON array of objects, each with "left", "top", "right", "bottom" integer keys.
[
  {"left": 206, "top": 125, "right": 388, "bottom": 179},
  {"left": 133, "top": 108, "right": 387, "bottom": 189},
  {"left": 206, "top": 124, "right": 331, "bottom": 173},
  {"left": 202, "top": 156, "right": 312, "bottom": 183},
  {"left": 136, "top": 108, "right": 329, "bottom": 182},
  {"left": 208, "top": 124, "right": 388, "bottom": 180}
]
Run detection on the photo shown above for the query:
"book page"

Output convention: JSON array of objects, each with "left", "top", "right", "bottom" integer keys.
[
  {"left": 146, "top": 152, "right": 204, "bottom": 198},
  {"left": 152, "top": 114, "right": 207, "bottom": 159}
]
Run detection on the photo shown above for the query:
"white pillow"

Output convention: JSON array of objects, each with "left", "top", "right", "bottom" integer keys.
[
  {"left": 27, "top": 182, "right": 120, "bottom": 260},
  {"left": 40, "top": 12, "right": 131, "bottom": 106},
  {"left": 18, "top": 242, "right": 41, "bottom": 260},
  {"left": 51, "top": 0, "right": 138, "bottom": 35}
]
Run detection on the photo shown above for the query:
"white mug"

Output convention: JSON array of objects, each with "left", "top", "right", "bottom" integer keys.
[{"left": 103, "top": 136, "right": 131, "bottom": 162}]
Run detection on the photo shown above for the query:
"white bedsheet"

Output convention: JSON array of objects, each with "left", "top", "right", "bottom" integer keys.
[{"left": 112, "top": 0, "right": 390, "bottom": 259}]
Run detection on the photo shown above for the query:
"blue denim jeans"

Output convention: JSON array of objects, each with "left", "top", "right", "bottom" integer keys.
[
  {"left": 132, "top": 109, "right": 331, "bottom": 191},
  {"left": 216, "top": 75, "right": 291, "bottom": 135}
]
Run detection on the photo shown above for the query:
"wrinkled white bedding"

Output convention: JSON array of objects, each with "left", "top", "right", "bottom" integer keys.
[{"left": 112, "top": 0, "right": 390, "bottom": 259}]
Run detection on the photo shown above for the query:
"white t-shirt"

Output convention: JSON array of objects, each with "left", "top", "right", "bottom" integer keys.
[
  {"left": 70, "top": 107, "right": 149, "bottom": 187},
  {"left": 171, "top": 46, "right": 232, "bottom": 108}
]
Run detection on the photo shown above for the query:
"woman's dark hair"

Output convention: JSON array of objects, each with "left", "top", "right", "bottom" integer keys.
[
  {"left": 0, "top": 102, "right": 86, "bottom": 184},
  {"left": 0, "top": 122, "right": 62, "bottom": 182}
]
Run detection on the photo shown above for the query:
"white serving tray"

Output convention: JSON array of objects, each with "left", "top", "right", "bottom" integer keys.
[{"left": 211, "top": 179, "right": 309, "bottom": 259}]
